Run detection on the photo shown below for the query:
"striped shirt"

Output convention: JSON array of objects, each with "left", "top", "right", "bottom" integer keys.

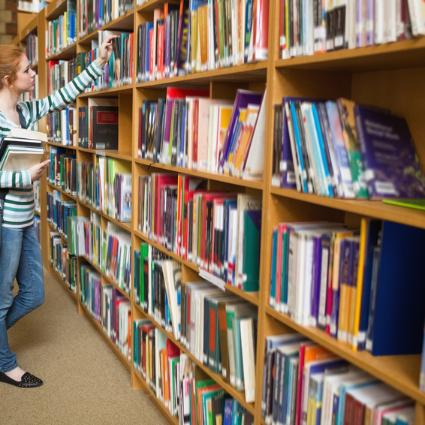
[{"left": 0, "top": 59, "right": 104, "bottom": 228}]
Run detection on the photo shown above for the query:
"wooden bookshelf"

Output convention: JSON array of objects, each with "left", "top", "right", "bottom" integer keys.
[{"left": 34, "top": 1, "right": 425, "bottom": 424}]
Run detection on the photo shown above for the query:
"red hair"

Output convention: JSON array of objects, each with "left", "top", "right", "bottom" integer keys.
[{"left": 0, "top": 45, "right": 24, "bottom": 89}]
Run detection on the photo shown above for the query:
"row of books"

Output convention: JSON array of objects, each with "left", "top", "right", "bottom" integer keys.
[
  {"left": 138, "top": 174, "right": 262, "bottom": 292},
  {"left": 49, "top": 232, "right": 78, "bottom": 293},
  {"left": 47, "top": 59, "right": 78, "bottom": 93},
  {"left": 69, "top": 215, "right": 131, "bottom": 293},
  {"left": 178, "top": 360, "right": 254, "bottom": 425},
  {"left": 133, "top": 243, "right": 257, "bottom": 403},
  {"left": 133, "top": 245, "right": 179, "bottom": 336},
  {"left": 80, "top": 264, "right": 132, "bottom": 359},
  {"left": 133, "top": 321, "right": 253, "bottom": 424},
  {"left": 47, "top": 106, "right": 78, "bottom": 146},
  {"left": 48, "top": 147, "right": 77, "bottom": 195},
  {"left": 25, "top": 33, "right": 38, "bottom": 66},
  {"left": 133, "top": 323, "right": 180, "bottom": 416},
  {"left": 138, "top": 87, "right": 266, "bottom": 179},
  {"left": 78, "top": 0, "right": 133, "bottom": 37},
  {"left": 78, "top": 97, "right": 118, "bottom": 150},
  {"left": 136, "top": 0, "right": 268, "bottom": 82},
  {"left": 46, "top": 190, "right": 77, "bottom": 237},
  {"left": 280, "top": 0, "right": 425, "bottom": 59},
  {"left": 46, "top": 0, "right": 77, "bottom": 56},
  {"left": 262, "top": 333, "right": 415, "bottom": 425},
  {"left": 272, "top": 97, "right": 425, "bottom": 199},
  {"left": 97, "top": 31, "right": 134, "bottom": 88},
  {"left": 269, "top": 219, "right": 425, "bottom": 356}
]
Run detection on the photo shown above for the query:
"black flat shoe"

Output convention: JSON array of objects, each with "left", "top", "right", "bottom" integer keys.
[{"left": 0, "top": 371, "right": 43, "bottom": 388}]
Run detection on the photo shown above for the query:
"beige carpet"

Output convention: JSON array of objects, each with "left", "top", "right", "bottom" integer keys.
[{"left": 1, "top": 271, "right": 169, "bottom": 425}]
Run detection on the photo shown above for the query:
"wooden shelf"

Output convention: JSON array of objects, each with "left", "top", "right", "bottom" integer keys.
[
  {"left": 275, "top": 37, "right": 425, "bottom": 72},
  {"left": 20, "top": 13, "right": 38, "bottom": 41},
  {"left": 47, "top": 140, "right": 78, "bottom": 150},
  {"left": 134, "top": 303, "right": 256, "bottom": 415},
  {"left": 50, "top": 265, "right": 78, "bottom": 303},
  {"left": 266, "top": 306, "right": 425, "bottom": 405},
  {"left": 102, "top": 9, "right": 134, "bottom": 32},
  {"left": 78, "top": 198, "right": 132, "bottom": 234},
  {"left": 47, "top": 220, "right": 68, "bottom": 243},
  {"left": 135, "top": 62, "right": 268, "bottom": 88},
  {"left": 136, "top": 0, "right": 179, "bottom": 13},
  {"left": 133, "top": 229, "right": 260, "bottom": 307},
  {"left": 46, "top": 43, "right": 77, "bottom": 61},
  {"left": 78, "top": 28, "right": 99, "bottom": 45},
  {"left": 46, "top": 0, "right": 67, "bottom": 20},
  {"left": 271, "top": 186, "right": 425, "bottom": 230},
  {"left": 135, "top": 158, "right": 263, "bottom": 191},
  {"left": 80, "top": 255, "right": 131, "bottom": 300},
  {"left": 80, "top": 303, "right": 132, "bottom": 371},
  {"left": 47, "top": 181, "right": 78, "bottom": 202},
  {"left": 79, "top": 84, "right": 134, "bottom": 98},
  {"left": 78, "top": 147, "right": 132, "bottom": 162},
  {"left": 131, "top": 368, "right": 179, "bottom": 425}
]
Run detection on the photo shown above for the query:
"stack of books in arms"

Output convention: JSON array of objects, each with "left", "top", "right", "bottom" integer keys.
[
  {"left": 68, "top": 215, "right": 131, "bottom": 294},
  {"left": 0, "top": 128, "right": 46, "bottom": 172},
  {"left": 133, "top": 244, "right": 258, "bottom": 404},
  {"left": 78, "top": 0, "right": 133, "bottom": 37},
  {"left": 48, "top": 147, "right": 77, "bottom": 194},
  {"left": 133, "top": 320, "right": 254, "bottom": 424},
  {"left": 80, "top": 262, "right": 131, "bottom": 359},
  {"left": 136, "top": 0, "right": 269, "bottom": 82},
  {"left": 272, "top": 97, "right": 425, "bottom": 199},
  {"left": 269, "top": 218, "right": 425, "bottom": 356},
  {"left": 78, "top": 98, "right": 118, "bottom": 150},
  {"left": 262, "top": 334, "right": 415, "bottom": 425},
  {"left": 138, "top": 174, "right": 262, "bottom": 292},
  {"left": 46, "top": 0, "right": 76, "bottom": 56},
  {"left": 138, "top": 88, "right": 266, "bottom": 180},
  {"left": 279, "top": 0, "right": 425, "bottom": 58}
]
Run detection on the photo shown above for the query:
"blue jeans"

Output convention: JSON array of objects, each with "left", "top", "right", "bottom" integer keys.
[{"left": 0, "top": 224, "right": 44, "bottom": 372}]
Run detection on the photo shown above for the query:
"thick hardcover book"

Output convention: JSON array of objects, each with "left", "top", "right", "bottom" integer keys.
[
  {"left": 368, "top": 221, "right": 425, "bottom": 355},
  {"left": 355, "top": 105, "right": 425, "bottom": 198},
  {"left": 90, "top": 106, "right": 118, "bottom": 150}
]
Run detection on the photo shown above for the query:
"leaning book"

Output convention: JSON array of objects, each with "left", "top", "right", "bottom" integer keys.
[{"left": 0, "top": 128, "right": 47, "bottom": 171}]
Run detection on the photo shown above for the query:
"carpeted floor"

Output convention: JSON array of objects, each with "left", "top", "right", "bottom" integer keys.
[{"left": 1, "top": 271, "right": 169, "bottom": 425}]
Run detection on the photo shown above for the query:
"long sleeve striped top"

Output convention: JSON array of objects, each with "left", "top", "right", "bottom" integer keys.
[{"left": 0, "top": 59, "right": 104, "bottom": 229}]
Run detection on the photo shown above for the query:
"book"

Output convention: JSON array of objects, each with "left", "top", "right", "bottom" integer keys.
[
  {"left": 383, "top": 198, "right": 425, "bottom": 211},
  {"left": 0, "top": 128, "right": 47, "bottom": 171},
  {"left": 355, "top": 105, "right": 425, "bottom": 198}
]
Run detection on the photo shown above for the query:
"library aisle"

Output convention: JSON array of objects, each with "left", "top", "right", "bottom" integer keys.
[{"left": 2, "top": 270, "right": 167, "bottom": 425}]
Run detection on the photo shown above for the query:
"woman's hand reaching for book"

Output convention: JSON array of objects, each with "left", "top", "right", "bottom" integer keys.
[
  {"left": 97, "top": 34, "right": 119, "bottom": 66},
  {"left": 29, "top": 160, "right": 50, "bottom": 182}
]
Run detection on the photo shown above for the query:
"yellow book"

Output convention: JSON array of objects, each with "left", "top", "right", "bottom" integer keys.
[{"left": 351, "top": 218, "right": 369, "bottom": 350}]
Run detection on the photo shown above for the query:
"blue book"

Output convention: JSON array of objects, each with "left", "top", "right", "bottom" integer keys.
[
  {"left": 269, "top": 229, "right": 278, "bottom": 307},
  {"left": 368, "top": 221, "right": 425, "bottom": 355},
  {"left": 223, "top": 398, "right": 233, "bottom": 425},
  {"left": 357, "top": 219, "right": 381, "bottom": 350},
  {"left": 355, "top": 105, "right": 425, "bottom": 199}
]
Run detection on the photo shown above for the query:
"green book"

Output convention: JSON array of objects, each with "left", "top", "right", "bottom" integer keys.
[
  {"left": 383, "top": 198, "right": 425, "bottom": 211},
  {"left": 242, "top": 209, "right": 261, "bottom": 292}
]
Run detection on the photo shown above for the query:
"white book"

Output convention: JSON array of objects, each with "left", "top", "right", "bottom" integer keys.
[{"left": 240, "top": 317, "right": 256, "bottom": 403}]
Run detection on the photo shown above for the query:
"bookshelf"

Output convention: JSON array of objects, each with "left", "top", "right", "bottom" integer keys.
[{"left": 19, "top": 0, "right": 425, "bottom": 423}]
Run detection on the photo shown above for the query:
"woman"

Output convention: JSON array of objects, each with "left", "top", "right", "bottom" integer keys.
[{"left": 0, "top": 35, "right": 116, "bottom": 388}]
